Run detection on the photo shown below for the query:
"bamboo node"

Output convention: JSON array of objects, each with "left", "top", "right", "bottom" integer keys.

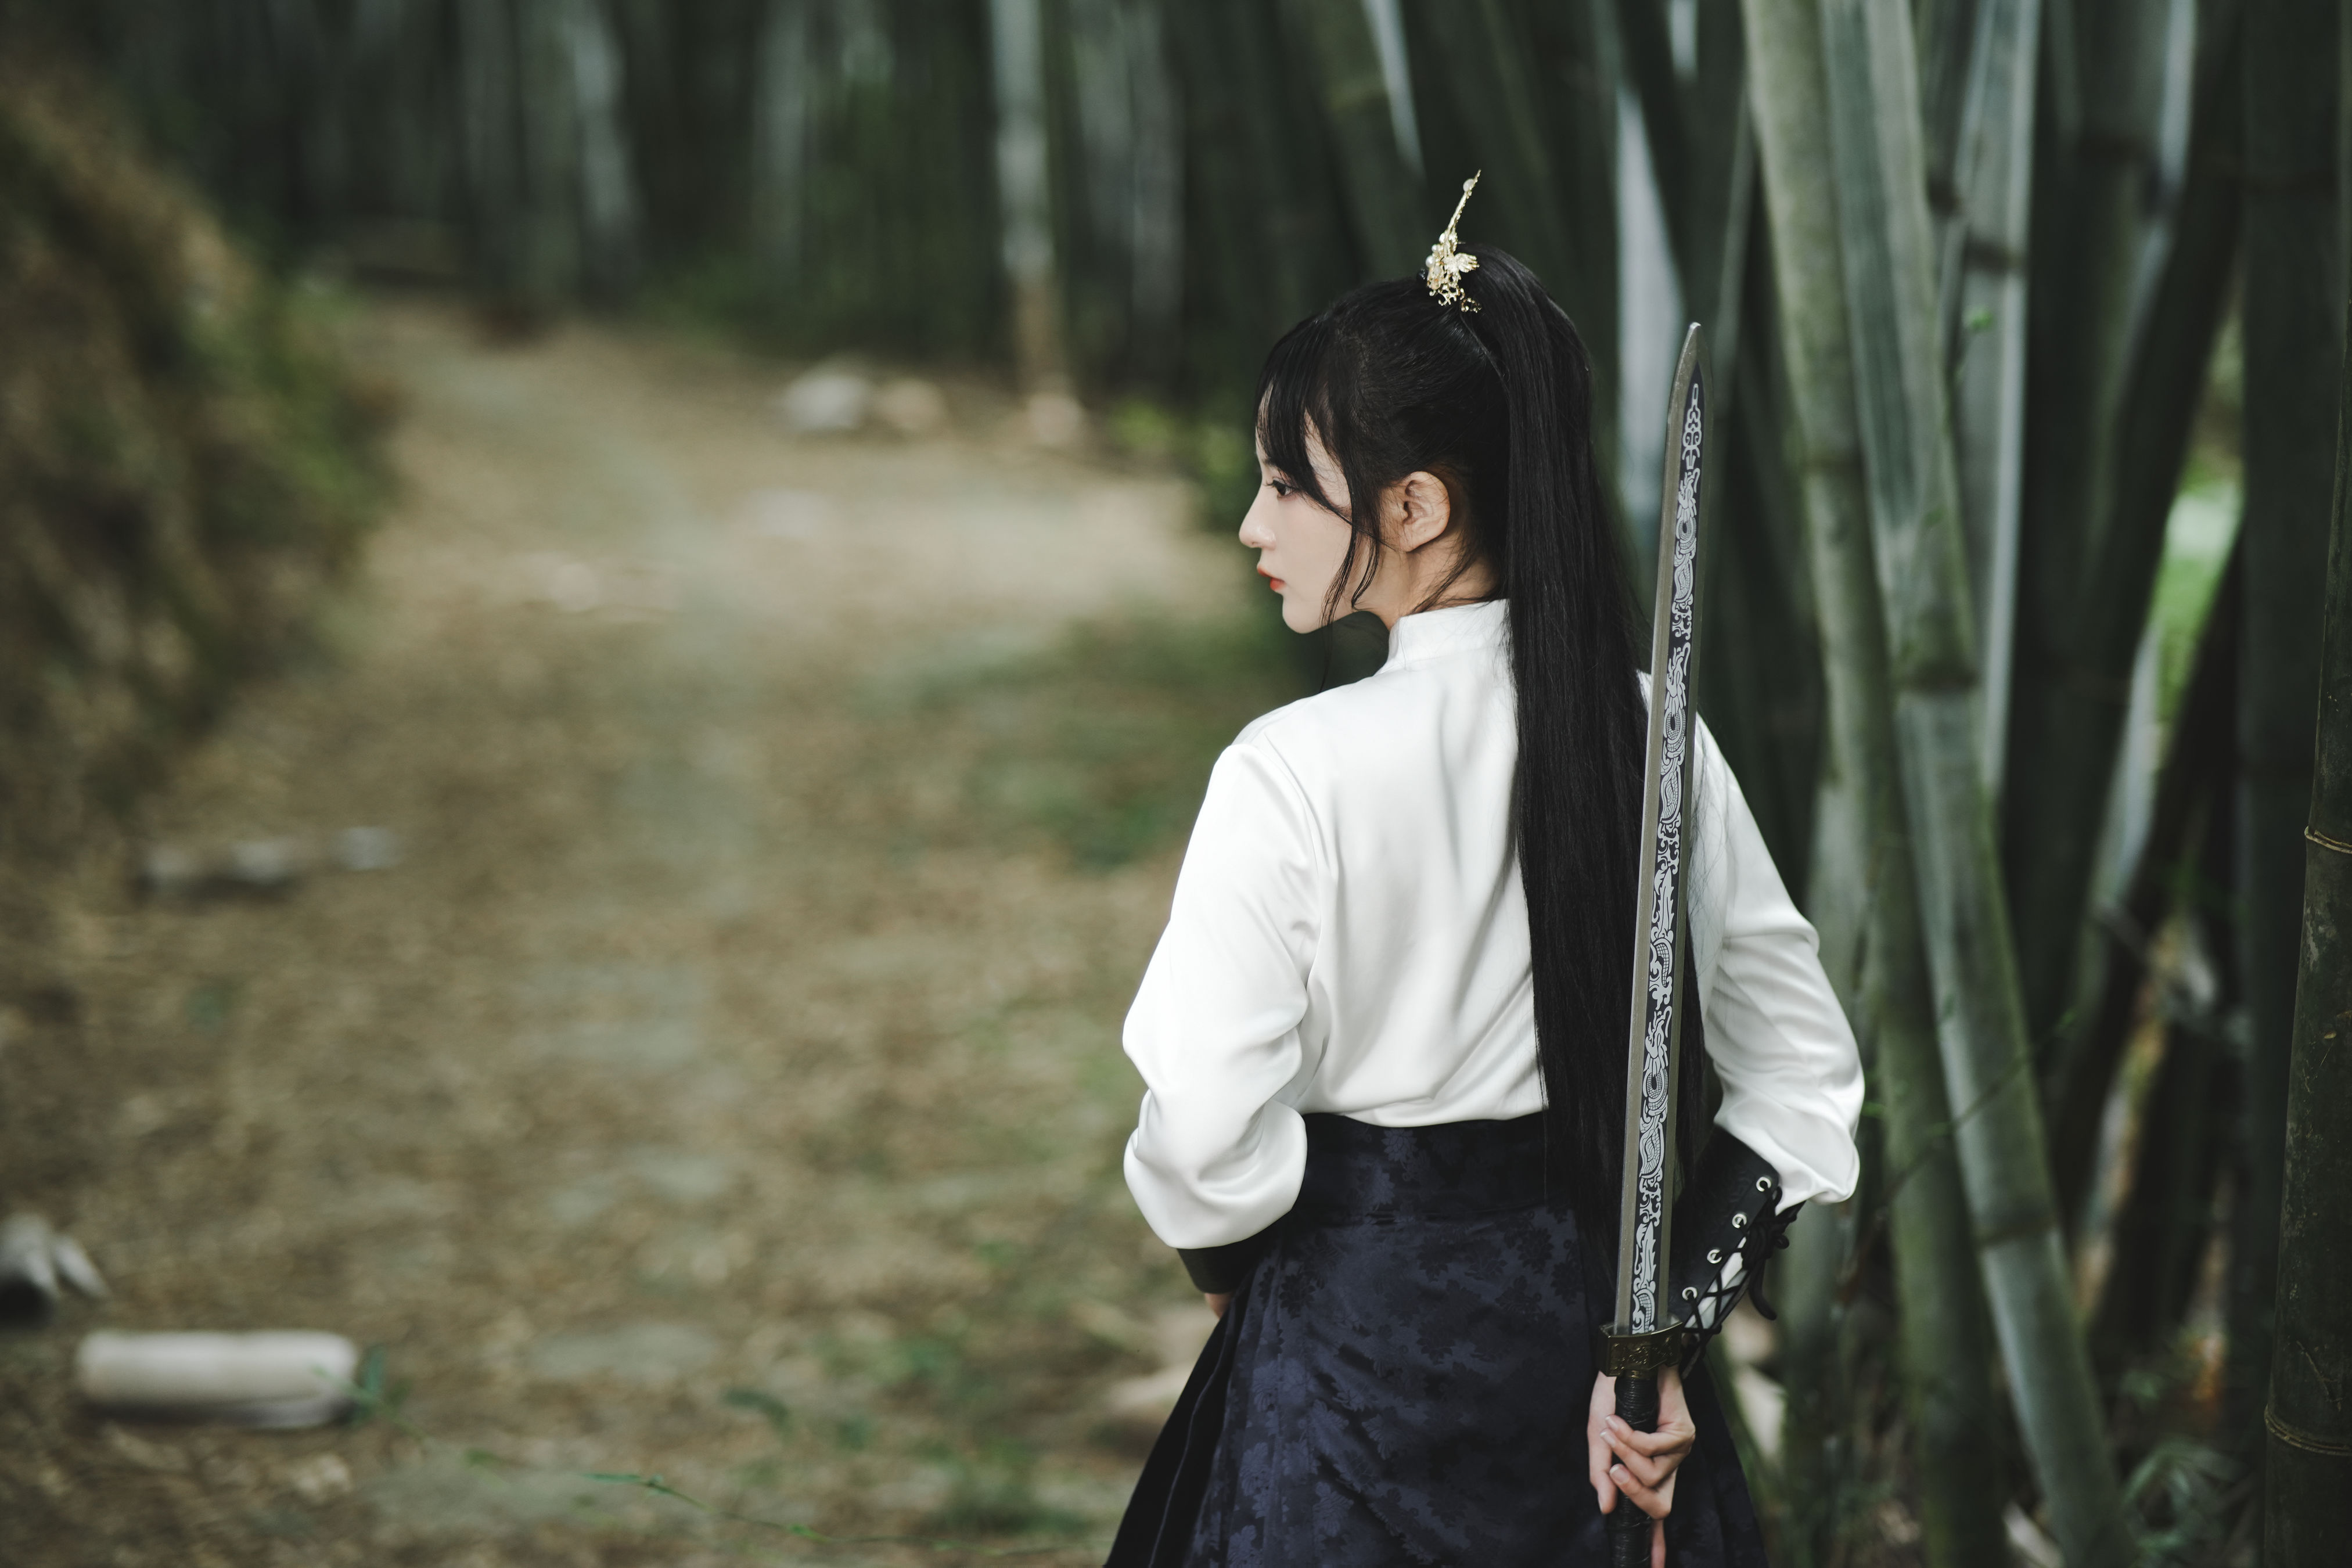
[
  {"left": 2264, "top": 1404, "right": 2352, "bottom": 1458},
  {"left": 2304, "top": 825, "right": 2352, "bottom": 857}
]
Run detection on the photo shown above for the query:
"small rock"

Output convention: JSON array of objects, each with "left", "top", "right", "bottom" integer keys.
[
  {"left": 138, "top": 844, "right": 208, "bottom": 899},
  {"left": 225, "top": 837, "right": 309, "bottom": 890},
  {"left": 1, "top": 1213, "right": 107, "bottom": 1329},
  {"left": 874, "top": 377, "right": 949, "bottom": 436},
  {"left": 776, "top": 367, "right": 872, "bottom": 433},
  {"left": 139, "top": 830, "right": 404, "bottom": 900},
  {"left": 284, "top": 1452, "right": 354, "bottom": 1504},
  {"left": 332, "top": 826, "right": 402, "bottom": 872},
  {"left": 1025, "top": 390, "right": 1085, "bottom": 448}
]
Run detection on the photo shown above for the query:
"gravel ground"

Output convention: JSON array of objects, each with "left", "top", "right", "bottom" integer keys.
[{"left": 0, "top": 300, "right": 1301, "bottom": 1567}]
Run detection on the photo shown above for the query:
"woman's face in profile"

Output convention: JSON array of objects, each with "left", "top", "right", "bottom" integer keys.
[{"left": 1240, "top": 430, "right": 1358, "bottom": 634}]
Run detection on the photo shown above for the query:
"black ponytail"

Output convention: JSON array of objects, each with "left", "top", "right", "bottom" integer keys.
[{"left": 1254, "top": 249, "right": 1652, "bottom": 1241}]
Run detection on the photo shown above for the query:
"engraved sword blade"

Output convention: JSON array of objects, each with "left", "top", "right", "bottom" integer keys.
[{"left": 1612, "top": 323, "right": 1713, "bottom": 1336}]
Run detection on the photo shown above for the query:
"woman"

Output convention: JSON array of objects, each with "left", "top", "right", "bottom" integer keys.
[{"left": 1106, "top": 203, "right": 1861, "bottom": 1568}]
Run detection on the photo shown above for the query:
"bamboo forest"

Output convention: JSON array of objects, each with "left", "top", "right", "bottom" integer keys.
[{"left": 0, "top": 0, "right": 2345, "bottom": 1565}]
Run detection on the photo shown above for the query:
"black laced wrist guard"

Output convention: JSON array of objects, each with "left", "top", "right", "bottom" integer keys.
[{"left": 1666, "top": 1133, "right": 1799, "bottom": 1365}]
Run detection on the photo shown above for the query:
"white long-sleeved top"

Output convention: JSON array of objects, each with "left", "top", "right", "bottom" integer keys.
[{"left": 1123, "top": 598, "right": 1863, "bottom": 1250}]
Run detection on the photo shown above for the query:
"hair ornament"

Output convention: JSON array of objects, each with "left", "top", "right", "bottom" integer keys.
[{"left": 1424, "top": 173, "right": 1483, "bottom": 311}]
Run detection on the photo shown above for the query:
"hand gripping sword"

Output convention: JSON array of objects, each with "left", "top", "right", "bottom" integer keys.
[{"left": 1601, "top": 323, "right": 1713, "bottom": 1567}]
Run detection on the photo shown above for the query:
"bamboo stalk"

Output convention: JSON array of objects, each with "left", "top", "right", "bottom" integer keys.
[
  {"left": 514, "top": 0, "right": 585, "bottom": 305},
  {"left": 750, "top": 0, "right": 813, "bottom": 286},
  {"left": 1506, "top": 0, "right": 1617, "bottom": 372},
  {"left": 2088, "top": 792, "right": 2239, "bottom": 1376},
  {"left": 1740, "top": 6, "right": 2008, "bottom": 1562},
  {"left": 459, "top": 0, "right": 523, "bottom": 296},
  {"left": 1123, "top": 0, "right": 1182, "bottom": 377},
  {"left": 1809, "top": 0, "right": 2131, "bottom": 1558},
  {"left": 1941, "top": 0, "right": 2038, "bottom": 785},
  {"left": 2048, "top": 549, "right": 2242, "bottom": 1225},
  {"left": 1289, "top": 0, "right": 1425, "bottom": 276},
  {"left": 2001, "top": 0, "right": 2176, "bottom": 1051},
  {"left": 1409, "top": 1, "right": 1584, "bottom": 318},
  {"left": 1739, "top": 21, "right": 1876, "bottom": 1555},
  {"left": 990, "top": 0, "right": 1066, "bottom": 387},
  {"left": 1613, "top": 0, "right": 1749, "bottom": 353},
  {"left": 1773, "top": 1203, "right": 1860, "bottom": 1564},
  {"left": 2263, "top": 173, "right": 2352, "bottom": 1565},
  {"left": 2232, "top": 0, "right": 2344, "bottom": 1481},
  {"left": 1402, "top": 0, "right": 1619, "bottom": 504},
  {"left": 564, "top": 0, "right": 637, "bottom": 300},
  {"left": 1613, "top": 1, "right": 1821, "bottom": 868}
]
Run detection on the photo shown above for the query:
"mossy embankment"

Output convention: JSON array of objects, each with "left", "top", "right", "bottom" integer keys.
[{"left": 0, "top": 38, "right": 386, "bottom": 886}]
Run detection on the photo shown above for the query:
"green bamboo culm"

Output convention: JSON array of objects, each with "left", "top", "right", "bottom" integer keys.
[
  {"left": 2040, "top": 0, "right": 2247, "bottom": 1227},
  {"left": 2228, "top": 0, "right": 2345, "bottom": 1483},
  {"left": 1735, "top": 20, "right": 1861, "bottom": 1559},
  {"left": 1808, "top": 0, "right": 2131, "bottom": 1560},
  {"left": 1289, "top": 0, "right": 1426, "bottom": 278},
  {"left": 1998, "top": 0, "right": 2174, "bottom": 1058},
  {"left": 1937, "top": 0, "right": 2041, "bottom": 793},
  {"left": 2262, "top": 287, "right": 2352, "bottom": 1566},
  {"left": 1616, "top": 0, "right": 1826, "bottom": 884},
  {"left": 1402, "top": 0, "right": 1620, "bottom": 501},
  {"left": 1741, "top": 3, "right": 2008, "bottom": 1562}
]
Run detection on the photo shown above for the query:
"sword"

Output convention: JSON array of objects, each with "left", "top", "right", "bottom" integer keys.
[{"left": 1601, "top": 322, "right": 1713, "bottom": 1567}]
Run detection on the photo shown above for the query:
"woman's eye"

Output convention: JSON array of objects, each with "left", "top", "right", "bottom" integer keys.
[{"left": 1267, "top": 479, "right": 1294, "bottom": 498}]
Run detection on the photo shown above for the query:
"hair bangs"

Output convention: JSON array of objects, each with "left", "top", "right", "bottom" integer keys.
[{"left": 1253, "top": 318, "right": 1343, "bottom": 518}]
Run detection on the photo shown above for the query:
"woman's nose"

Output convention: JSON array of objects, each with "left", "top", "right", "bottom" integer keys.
[{"left": 1238, "top": 503, "right": 1273, "bottom": 549}]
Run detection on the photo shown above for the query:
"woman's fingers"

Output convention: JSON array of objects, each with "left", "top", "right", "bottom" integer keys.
[
  {"left": 1603, "top": 1414, "right": 1695, "bottom": 1462},
  {"left": 1587, "top": 1373, "right": 1622, "bottom": 1511},
  {"left": 1607, "top": 1459, "right": 1679, "bottom": 1523},
  {"left": 1601, "top": 1422, "right": 1677, "bottom": 1488},
  {"left": 1588, "top": 1367, "right": 1697, "bottom": 1512}
]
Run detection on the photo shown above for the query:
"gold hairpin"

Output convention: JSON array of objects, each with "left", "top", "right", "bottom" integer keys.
[{"left": 1424, "top": 173, "right": 1483, "bottom": 311}]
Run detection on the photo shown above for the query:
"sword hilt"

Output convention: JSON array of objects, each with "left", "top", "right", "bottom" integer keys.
[
  {"left": 1599, "top": 1322, "right": 1684, "bottom": 1566},
  {"left": 1607, "top": 1371, "right": 1659, "bottom": 1566}
]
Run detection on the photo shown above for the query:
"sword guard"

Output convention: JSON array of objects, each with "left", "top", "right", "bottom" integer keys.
[{"left": 1596, "top": 1321, "right": 1692, "bottom": 1378}]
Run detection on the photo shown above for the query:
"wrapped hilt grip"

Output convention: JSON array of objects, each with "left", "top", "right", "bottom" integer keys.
[{"left": 1607, "top": 1371, "right": 1658, "bottom": 1565}]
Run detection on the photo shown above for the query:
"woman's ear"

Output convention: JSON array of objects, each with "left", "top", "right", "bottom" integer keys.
[{"left": 1387, "top": 471, "right": 1455, "bottom": 553}]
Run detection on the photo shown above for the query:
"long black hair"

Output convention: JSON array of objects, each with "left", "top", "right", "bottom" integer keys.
[{"left": 1253, "top": 248, "right": 1656, "bottom": 1240}]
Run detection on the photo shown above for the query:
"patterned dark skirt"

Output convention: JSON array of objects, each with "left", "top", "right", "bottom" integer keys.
[{"left": 1105, "top": 1113, "right": 1771, "bottom": 1567}]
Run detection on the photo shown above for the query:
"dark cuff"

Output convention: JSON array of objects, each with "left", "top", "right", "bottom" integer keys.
[{"left": 1178, "top": 1225, "right": 1276, "bottom": 1293}]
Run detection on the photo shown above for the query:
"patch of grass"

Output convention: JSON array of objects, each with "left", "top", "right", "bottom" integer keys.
[
  {"left": 184, "top": 979, "right": 240, "bottom": 1032},
  {"left": 722, "top": 1387, "right": 793, "bottom": 1441},
  {"left": 920, "top": 1439, "right": 1084, "bottom": 1538},
  {"left": 907, "top": 610, "right": 1308, "bottom": 869}
]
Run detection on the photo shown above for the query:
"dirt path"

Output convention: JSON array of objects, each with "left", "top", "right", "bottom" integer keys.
[{"left": 1, "top": 302, "right": 1296, "bottom": 1567}]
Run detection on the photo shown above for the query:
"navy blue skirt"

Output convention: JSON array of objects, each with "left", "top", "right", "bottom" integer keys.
[{"left": 1106, "top": 1113, "right": 1771, "bottom": 1567}]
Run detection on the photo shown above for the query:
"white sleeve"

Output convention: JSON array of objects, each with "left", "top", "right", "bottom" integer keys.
[
  {"left": 1122, "top": 740, "right": 1322, "bottom": 1249},
  {"left": 1689, "top": 726, "right": 1864, "bottom": 1210}
]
